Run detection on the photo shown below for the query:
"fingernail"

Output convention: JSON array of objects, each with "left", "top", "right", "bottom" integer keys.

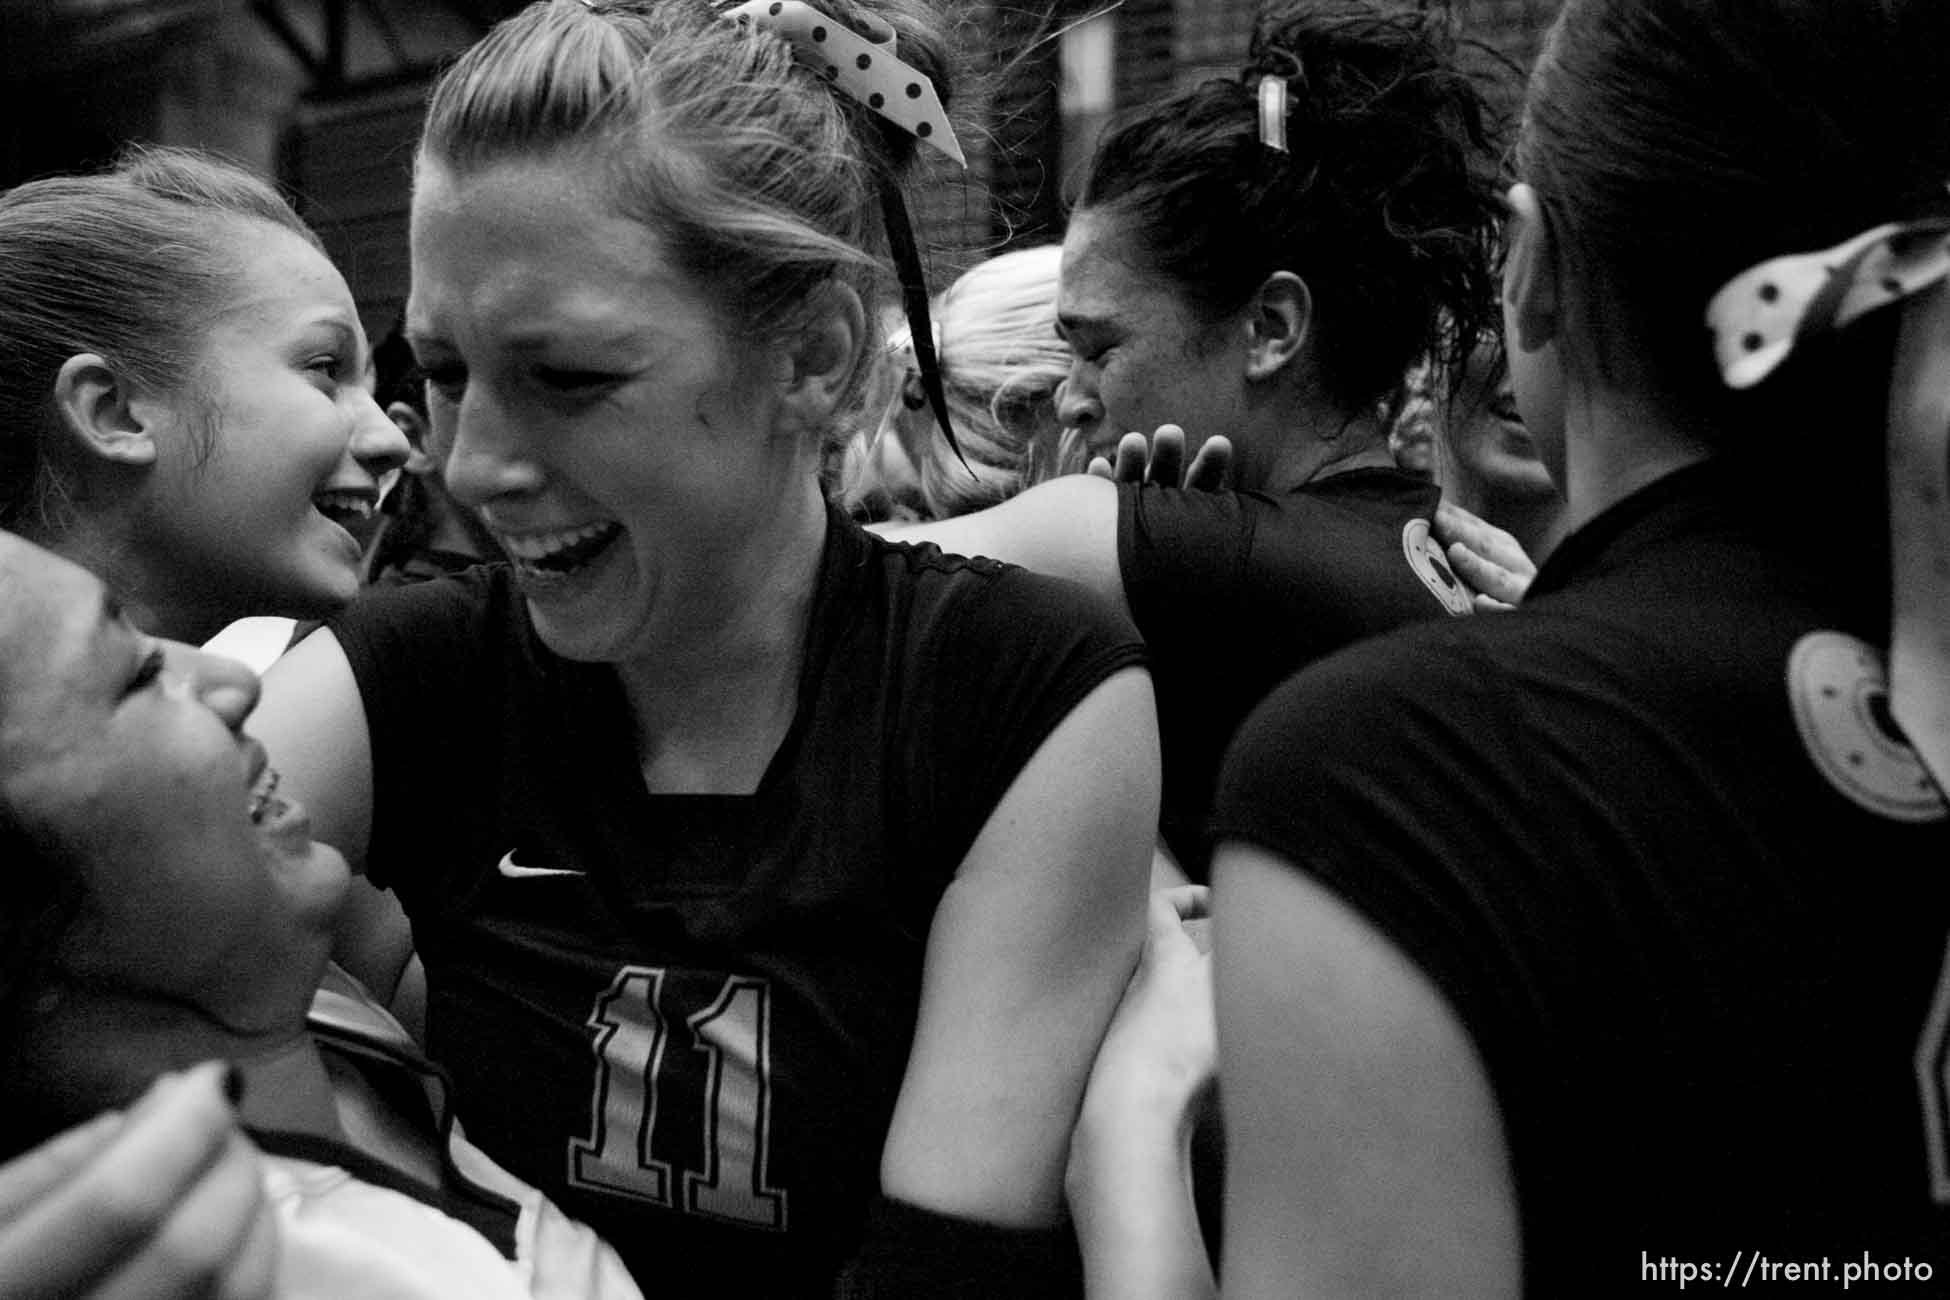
[{"left": 223, "top": 1064, "right": 247, "bottom": 1106}]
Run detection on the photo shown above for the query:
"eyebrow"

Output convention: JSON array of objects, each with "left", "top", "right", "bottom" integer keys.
[
  {"left": 1055, "top": 314, "right": 1119, "bottom": 354},
  {"left": 503, "top": 322, "right": 651, "bottom": 355}
]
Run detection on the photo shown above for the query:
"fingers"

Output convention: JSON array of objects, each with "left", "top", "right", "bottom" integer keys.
[
  {"left": 1154, "top": 884, "right": 1211, "bottom": 924},
  {"left": 0, "top": 1062, "right": 272, "bottom": 1300},
  {"left": 1086, "top": 456, "right": 1114, "bottom": 480},
  {"left": 1434, "top": 501, "right": 1536, "bottom": 580},
  {"left": 1434, "top": 499, "right": 1536, "bottom": 608},
  {"left": 1142, "top": 426, "right": 1186, "bottom": 487},
  {"left": 1182, "top": 435, "right": 1231, "bottom": 492},
  {"left": 1099, "top": 427, "right": 1230, "bottom": 490},
  {"left": 1446, "top": 541, "right": 1532, "bottom": 609},
  {"left": 1110, "top": 432, "right": 1150, "bottom": 484},
  {"left": 0, "top": 1112, "right": 124, "bottom": 1225},
  {"left": 1146, "top": 886, "right": 1214, "bottom": 959},
  {"left": 87, "top": 1132, "right": 277, "bottom": 1300},
  {"left": 1432, "top": 499, "right": 1496, "bottom": 553}
]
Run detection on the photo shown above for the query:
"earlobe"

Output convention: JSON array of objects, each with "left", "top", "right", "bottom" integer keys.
[
  {"left": 1503, "top": 184, "right": 1559, "bottom": 355},
  {"left": 1244, "top": 272, "right": 1312, "bottom": 383},
  {"left": 52, "top": 354, "right": 159, "bottom": 469},
  {"left": 781, "top": 282, "right": 868, "bottom": 427}
]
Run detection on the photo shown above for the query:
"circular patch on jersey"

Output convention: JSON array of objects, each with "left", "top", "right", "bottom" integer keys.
[
  {"left": 1786, "top": 630, "right": 1948, "bottom": 823},
  {"left": 1402, "top": 518, "right": 1475, "bottom": 618}
]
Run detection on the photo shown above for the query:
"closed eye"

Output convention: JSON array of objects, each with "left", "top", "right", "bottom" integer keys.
[
  {"left": 422, "top": 364, "right": 467, "bottom": 403},
  {"left": 125, "top": 644, "right": 165, "bottom": 697},
  {"left": 534, "top": 367, "right": 624, "bottom": 397}
]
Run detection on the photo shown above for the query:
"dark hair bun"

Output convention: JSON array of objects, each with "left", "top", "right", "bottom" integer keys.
[{"left": 1081, "top": 0, "right": 1505, "bottom": 417}]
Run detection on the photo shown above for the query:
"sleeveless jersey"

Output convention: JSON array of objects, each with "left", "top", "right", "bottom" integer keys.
[
  {"left": 329, "top": 509, "right": 1145, "bottom": 1296},
  {"left": 1213, "top": 462, "right": 1950, "bottom": 1286},
  {"left": 1119, "top": 468, "right": 1471, "bottom": 879}
]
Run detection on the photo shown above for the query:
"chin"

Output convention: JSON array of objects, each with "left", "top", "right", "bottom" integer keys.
[
  {"left": 275, "top": 564, "right": 362, "bottom": 620},
  {"left": 525, "top": 607, "right": 633, "bottom": 665}
]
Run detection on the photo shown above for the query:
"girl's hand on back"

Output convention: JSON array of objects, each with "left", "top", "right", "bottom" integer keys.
[
  {"left": 1089, "top": 427, "right": 1234, "bottom": 492},
  {"left": 1434, "top": 499, "right": 1536, "bottom": 610}
]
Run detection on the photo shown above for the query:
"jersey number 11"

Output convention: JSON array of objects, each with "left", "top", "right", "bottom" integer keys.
[{"left": 568, "top": 965, "right": 789, "bottom": 1230}]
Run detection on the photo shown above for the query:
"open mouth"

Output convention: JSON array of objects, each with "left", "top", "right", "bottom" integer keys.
[
  {"left": 248, "top": 767, "right": 288, "bottom": 825},
  {"left": 314, "top": 490, "right": 377, "bottom": 532},
  {"left": 498, "top": 521, "right": 624, "bottom": 580}
]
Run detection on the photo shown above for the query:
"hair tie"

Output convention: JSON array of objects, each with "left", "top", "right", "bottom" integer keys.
[
  {"left": 1258, "top": 75, "right": 1290, "bottom": 154},
  {"left": 726, "top": 0, "right": 965, "bottom": 166},
  {"left": 1707, "top": 214, "right": 1950, "bottom": 800}
]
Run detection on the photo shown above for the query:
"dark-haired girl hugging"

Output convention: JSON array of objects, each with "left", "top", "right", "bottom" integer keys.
[{"left": 886, "top": 0, "right": 1506, "bottom": 883}]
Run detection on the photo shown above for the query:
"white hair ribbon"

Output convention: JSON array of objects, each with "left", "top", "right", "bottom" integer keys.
[
  {"left": 726, "top": 0, "right": 965, "bottom": 167},
  {"left": 1707, "top": 216, "right": 1950, "bottom": 800}
]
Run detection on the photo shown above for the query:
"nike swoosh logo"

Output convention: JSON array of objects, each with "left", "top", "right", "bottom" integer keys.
[{"left": 496, "top": 851, "right": 585, "bottom": 880}]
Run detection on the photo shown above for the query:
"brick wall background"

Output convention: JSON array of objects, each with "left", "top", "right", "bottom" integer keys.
[{"left": 8, "top": 0, "right": 1568, "bottom": 332}]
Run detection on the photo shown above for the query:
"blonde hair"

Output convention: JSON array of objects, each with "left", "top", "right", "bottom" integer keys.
[
  {"left": 419, "top": 0, "right": 957, "bottom": 441},
  {"left": 898, "top": 244, "right": 1079, "bottom": 517}
]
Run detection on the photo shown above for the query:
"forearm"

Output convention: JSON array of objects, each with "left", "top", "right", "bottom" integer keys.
[{"left": 1067, "top": 1093, "right": 1216, "bottom": 1300}]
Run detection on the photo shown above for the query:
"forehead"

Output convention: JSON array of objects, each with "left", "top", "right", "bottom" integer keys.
[
  {"left": 206, "top": 217, "right": 355, "bottom": 328},
  {"left": 1057, "top": 207, "right": 1180, "bottom": 325},
  {"left": 407, "top": 158, "right": 714, "bottom": 343},
  {"left": 0, "top": 538, "right": 110, "bottom": 736}
]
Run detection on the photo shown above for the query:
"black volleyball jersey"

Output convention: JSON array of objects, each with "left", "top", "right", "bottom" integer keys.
[
  {"left": 1213, "top": 462, "right": 1950, "bottom": 1286},
  {"left": 1118, "top": 468, "right": 1472, "bottom": 880},
  {"left": 329, "top": 509, "right": 1145, "bottom": 1297}
]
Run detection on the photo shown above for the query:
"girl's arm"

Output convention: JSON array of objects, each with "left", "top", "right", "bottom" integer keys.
[
  {"left": 843, "top": 667, "right": 1158, "bottom": 1292},
  {"left": 1213, "top": 842, "right": 1521, "bottom": 1299},
  {"left": 248, "top": 630, "right": 409, "bottom": 1003}
]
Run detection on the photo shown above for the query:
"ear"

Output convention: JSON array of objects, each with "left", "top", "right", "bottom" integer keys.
[
  {"left": 387, "top": 402, "right": 438, "bottom": 475},
  {"left": 52, "top": 354, "right": 159, "bottom": 469},
  {"left": 777, "top": 282, "right": 867, "bottom": 429},
  {"left": 1502, "top": 183, "right": 1559, "bottom": 354},
  {"left": 1243, "top": 271, "right": 1312, "bottom": 383}
]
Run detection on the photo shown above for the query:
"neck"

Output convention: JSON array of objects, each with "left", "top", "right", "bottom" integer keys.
[
  {"left": 36, "top": 519, "right": 233, "bottom": 644},
  {"left": 1556, "top": 380, "right": 1716, "bottom": 538},
  {"left": 614, "top": 477, "right": 829, "bottom": 794},
  {"left": 7, "top": 983, "right": 341, "bottom": 1146},
  {"left": 1253, "top": 400, "right": 1396, "bottom": 495}
]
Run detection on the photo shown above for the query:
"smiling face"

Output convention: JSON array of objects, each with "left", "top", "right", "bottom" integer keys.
[
  {"left": 129, "top": 217, "right": 406, "bottom": 639},
  {"left": 1055, "top": 205, "right": 1250, "bottom": 459},
  {"left": 407, "top": 157, "right": 818, "bottom": 665},
  {"left": 0, "top": 535, "right": 346, "bottom": 1036}
]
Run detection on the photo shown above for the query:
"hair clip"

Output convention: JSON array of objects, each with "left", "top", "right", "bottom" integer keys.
[
  {"left": 1258, "top": 74, "right": 1290, "bottom": 154},
  {"left": 726, "top": 0, "right": 965, "bottom": 167}
]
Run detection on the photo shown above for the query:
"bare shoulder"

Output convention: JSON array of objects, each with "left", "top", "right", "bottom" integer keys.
[{"left": 871, "top": 476, "right": 1126, "bottom": 616}]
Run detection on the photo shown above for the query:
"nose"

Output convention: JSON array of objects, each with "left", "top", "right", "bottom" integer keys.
[
  {"left": 349, "top": 388, "right": 411, "bottom": 484},
  {"left": 1055, "top": 369, "right": 1102, "bottom": 434},
  {"left": 164, "top": 640, "right": 261, "bottom": 732},
  {"left": 441, "top": 388, "right": 544, "bottom": 509}
]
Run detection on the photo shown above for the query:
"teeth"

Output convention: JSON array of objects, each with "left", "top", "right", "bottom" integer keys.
[
  {"left": 248, "top": 768, "right": 282, "bottom": 824},
  {"left": 497, "top": 522, "right": 618, "bottom": 562},
  {"left": 315, "top": 491, "right": 374, "bottom": 521}
]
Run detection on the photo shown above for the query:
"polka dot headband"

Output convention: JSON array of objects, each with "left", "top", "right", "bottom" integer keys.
[
  {"left": 575, "top": 0, "right": 974, "bottom": 469},
  {"left": 725, "top": 0, "right": 971, "bottom": 470},
  {"left": 1708, "top": 214, "right": 1950, "bottom": 801},
  {"left": 725, "top": 0, "right": 964, "bottom": 166}
]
